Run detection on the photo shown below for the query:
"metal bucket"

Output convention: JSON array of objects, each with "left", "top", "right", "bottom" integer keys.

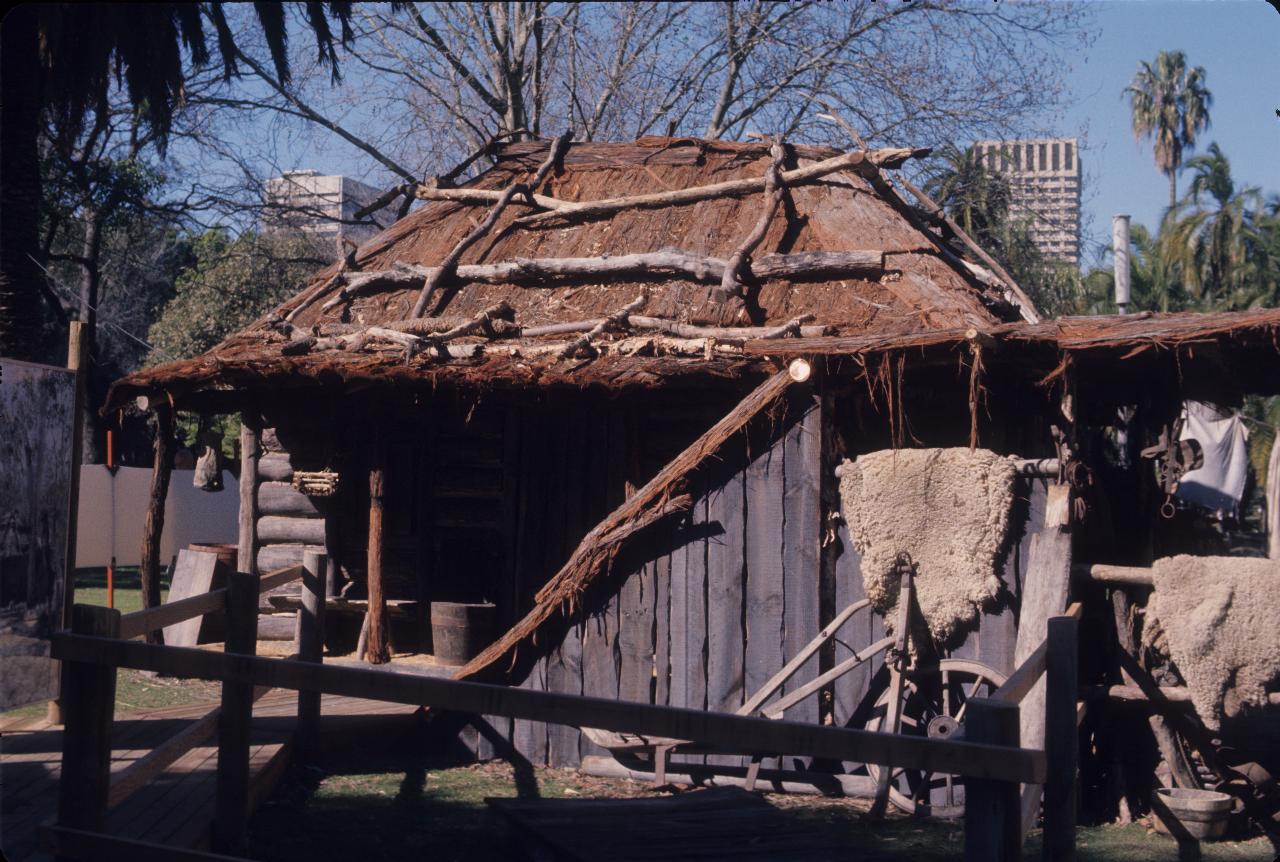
[
  {"left": 1152, "top": 787, "right": 1234, "bottom": 841},
  {"left": 430, "top": 601, "right": 496, "bottom": 665}
]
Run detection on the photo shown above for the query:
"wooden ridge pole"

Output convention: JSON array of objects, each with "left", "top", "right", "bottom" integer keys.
[{"left": 139, "top": 403, "right": 174, "bottom": 643}]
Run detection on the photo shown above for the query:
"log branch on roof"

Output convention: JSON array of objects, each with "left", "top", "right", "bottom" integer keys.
[
  {"left": 560, "top": 293, "right": 649, "bottom": 358},
  {"left": 520, "top": 314, "right": 827, "bottom": 341},
  {"left": 410, "top": 129, "right": 573, "bottom": 319},
  {"left": 282, "top": 245, "right": 359, "bottom": 324},
  {"left": 422, "top": 301, "right": 515, "bottom": 358},
  {"left": 320, "top": 249, "right": 886, "bottom": 313},
  {"left": 455, "top": 368, "right": 803, "bottom": 681},
  {"left": 513, "top": 146, "right": 927, "bottom": 228},
  {"left": 714, "top": 139, "right": 788, "bottom": 308},
  {"left": 415, "top": 186, "right": 566, "bottom": 210}
]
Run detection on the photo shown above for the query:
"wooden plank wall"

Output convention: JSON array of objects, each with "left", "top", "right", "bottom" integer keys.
[{"left": 501, "top": 395, "right": 1048, "bottom": 773}]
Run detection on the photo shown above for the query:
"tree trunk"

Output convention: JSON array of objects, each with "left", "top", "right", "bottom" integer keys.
[
  {"left": 364, "top": 429, "right": 391, "bottom": 664},
  {"left": 78, "top": 211, "right": 103, "bottom": 462},
  {"left": 140, "top": 405, "right": 174, "bottom": 644},
  {"left": 1168, "top": 171, "right": 1177, "bottom": 213},
  {"left": 0, "top": 8, "right": 45, "bottom": 361}
]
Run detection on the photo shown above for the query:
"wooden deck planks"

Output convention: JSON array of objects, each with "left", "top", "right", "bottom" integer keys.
[{"left": 0, "top": 691, "right": 410, "bottom": 862}]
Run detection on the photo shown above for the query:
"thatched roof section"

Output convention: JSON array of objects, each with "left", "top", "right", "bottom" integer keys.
[{"left": 105, "top": 136, "right": 1280, "bottom": 410}]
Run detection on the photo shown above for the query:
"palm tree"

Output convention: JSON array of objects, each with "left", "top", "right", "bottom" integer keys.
[
  {"left": 0, "top": 4, "right": 353, "bottom": 361},
  {"left": 1161, "top": 143, "right": 1263, "bottom": 309},
  {"left": 922, "top": 143, "right": 1012, "bottom": 248},
  {"left": 1125, "top": 50, "right": 1212, "bottom": 212}
]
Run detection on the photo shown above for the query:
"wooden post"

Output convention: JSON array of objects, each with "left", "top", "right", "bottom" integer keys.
[
  {"left": 295, "top": 549, "right": 328, "bottom": 762},
  {"left": 964, "top": 698, "right": 1022, "bottom": 862},
  {"left": 1015, "top": 482, "right": 1073, "bottom": 834},
  {"left": 237, "top": 418, "right": 260, "bottom": 575},
  {"left": 365, "top": 429, "right": 390, "bottom": 664},
  {"left": 1043, "top": 616, "right": 1079, "bottom": 862},
  {"left": 139, "top": 404, "right": 174, "bottom": 643},
  {"left": 50, "top": 322, "right": 89, "bottom": 725},
  {"left": 56, "top": 605, "right": 120, "bottom": 842},
  {"left": 212, "top": 571, "right": 259, "bottom": 855}
]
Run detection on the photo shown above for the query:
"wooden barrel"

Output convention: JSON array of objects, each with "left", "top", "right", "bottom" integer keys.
[{"left": 430, "top": 602, "right": 496, "bottom": 665}]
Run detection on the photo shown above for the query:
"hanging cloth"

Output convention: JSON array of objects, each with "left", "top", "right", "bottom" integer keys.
[{"left": 1175, "top": 401, "right": 1250, "bottom": 519}]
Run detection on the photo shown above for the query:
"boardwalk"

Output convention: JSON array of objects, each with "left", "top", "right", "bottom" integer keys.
[{"left": 1, "top": 690, "right": 419, "bottom": 861}]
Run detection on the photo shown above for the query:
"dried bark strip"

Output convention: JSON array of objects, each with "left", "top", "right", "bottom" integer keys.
[
  {"left": 411, "top": 130, "right": 572, "bottom": 318},
  {"left": 455, "top": 368, "right": 801, "bottom": 680},
  {"left": 513, "top": 147, "right": 926, "bottom": 228}
]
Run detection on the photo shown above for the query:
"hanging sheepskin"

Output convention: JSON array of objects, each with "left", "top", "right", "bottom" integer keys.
[
  {"left": 1143, "top": 555, "right": 1280, "bottom": 730},
  {"left": 837, "top": 448, "right": 1018, "bottom": 643}
]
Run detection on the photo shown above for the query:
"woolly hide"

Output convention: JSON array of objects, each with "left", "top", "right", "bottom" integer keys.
[
  {"left": 837, "top": 448, "right": 1017, "bottom": 643},
  {"left": 1143, "top": 555, "right": 1280, "bottom": 730}
]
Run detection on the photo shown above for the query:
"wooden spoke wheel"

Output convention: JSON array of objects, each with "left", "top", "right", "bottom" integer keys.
[{"left": 865, "top": 658, "right": 1007, "bottom": 818}]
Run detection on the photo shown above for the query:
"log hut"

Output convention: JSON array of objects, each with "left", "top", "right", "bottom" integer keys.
[{"left": 105, "top": 137, "right": 1280, "bottom": 813}]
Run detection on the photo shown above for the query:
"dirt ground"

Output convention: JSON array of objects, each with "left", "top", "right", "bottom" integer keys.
[{"left": 248, "top": 749, "right": 1278, "bottom": 862}]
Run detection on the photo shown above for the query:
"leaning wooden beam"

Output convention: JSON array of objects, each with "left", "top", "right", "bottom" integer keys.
[
  {"left": 515, "top": 147, "right": 928, "bottom": 228},
  {"left": 321, "top": 249, "right": 886, "bottom": 312},
  {"left": 520, "top": 314, "right": 825, "bottom": 341},
  {"left": 411, "top": 130, "right": 572, "bottom": 318},
  {"left": 140, "top": 404, "right": 174, "bottom": 644},
  {"left": 714, "top": 139, "right": 787, "bottom": 305},
  {"left": 51, "top": 633, "right": 1047, "bottom": 785},
  {"left": 457, "top": 367, "right": 802, "bottom": 681},
  {"left": 894, "top": 176, "right": 1041, "bottom": 324},
  {"left": 560, "top": 293, "right": 648, "bottom": 358}
]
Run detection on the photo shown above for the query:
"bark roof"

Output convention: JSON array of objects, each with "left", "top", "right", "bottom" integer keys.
[{"left": 105, "top": 137, "right": 1280, "bottom": 410}]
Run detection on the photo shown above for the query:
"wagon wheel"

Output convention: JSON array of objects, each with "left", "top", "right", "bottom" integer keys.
[{"left": 864, "top": 658, "right": 1007, "bottom": 818}]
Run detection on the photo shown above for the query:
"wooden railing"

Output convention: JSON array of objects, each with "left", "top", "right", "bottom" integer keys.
[
  {"left": 984, "top": 602, "right": 1083, "bottom": 862},
  {"left": 49, "top": 558, "right": 1077, "bottom": 862}
]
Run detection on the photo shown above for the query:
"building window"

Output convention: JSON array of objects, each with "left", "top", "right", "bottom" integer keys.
[
  {"left": 1052, "top": 143, "right": 1060, "bottom": 171},
  {"left": 1064, "top": 141, "right": 1074, "bottom": 171}
]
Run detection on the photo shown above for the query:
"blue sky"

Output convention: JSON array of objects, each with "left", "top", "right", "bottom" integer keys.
[{"left": 1063, "top": 1, "right": 1280, "bottom": 264}]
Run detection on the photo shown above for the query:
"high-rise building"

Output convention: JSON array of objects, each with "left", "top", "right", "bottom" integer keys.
[
  {"left": 263, "top": 170, "right": 388, "bottom": 246},
  {"left": 972, "top": 138, "right": 1081, "bottom": 266}
]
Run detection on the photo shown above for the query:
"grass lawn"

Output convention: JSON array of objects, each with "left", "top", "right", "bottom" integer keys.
[
  {"left": 249, "top": 741, "right": 1278, "bottom": 862},
  {"left": 0, "top": 567, "right": 219, "bottom": 724}
]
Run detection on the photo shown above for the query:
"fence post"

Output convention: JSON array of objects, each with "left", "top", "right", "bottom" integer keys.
[
  {"left": 296, "top": 550, "right": 328, "bottom": 763},
  {"left": 1043, "top": 615, "right": 1079, "bottom": 862},
  {"left": 212, "top": 571, "right": 259, "bottom": 854},
  {"left": 964, "top": 698, "right": 1022, "bottom": 862},
  {"left": 56, "top": 604, "right": 121, "bottom": 845}
]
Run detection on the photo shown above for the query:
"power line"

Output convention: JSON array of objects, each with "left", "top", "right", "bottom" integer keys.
[{"left": 29, "top": 254, "right": 160, "bottom": 357}]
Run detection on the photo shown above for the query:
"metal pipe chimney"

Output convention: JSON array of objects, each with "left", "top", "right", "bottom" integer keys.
[{"left": 1112, "top": 214, "right": 1131, "bottom": 314}]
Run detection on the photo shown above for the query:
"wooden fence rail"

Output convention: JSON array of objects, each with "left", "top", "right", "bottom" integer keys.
[{"left": 53, "top": 561, "right": 1079, "bottom": 862}]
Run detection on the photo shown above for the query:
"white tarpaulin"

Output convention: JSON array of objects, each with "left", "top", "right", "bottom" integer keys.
[
  {"left": 74, "top": 465, "right": 239, "bottom": 567},
  {"left": 1176, "top": 401, "right": 1250, "bottom": 518}
]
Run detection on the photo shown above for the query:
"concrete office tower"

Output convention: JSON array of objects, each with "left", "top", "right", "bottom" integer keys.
[
  {"left": 263, "top": 171, "right": 387, "bottom": 246},
  {"left": 973, "top": 138, "right": 1082, "bottom": 266}
]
